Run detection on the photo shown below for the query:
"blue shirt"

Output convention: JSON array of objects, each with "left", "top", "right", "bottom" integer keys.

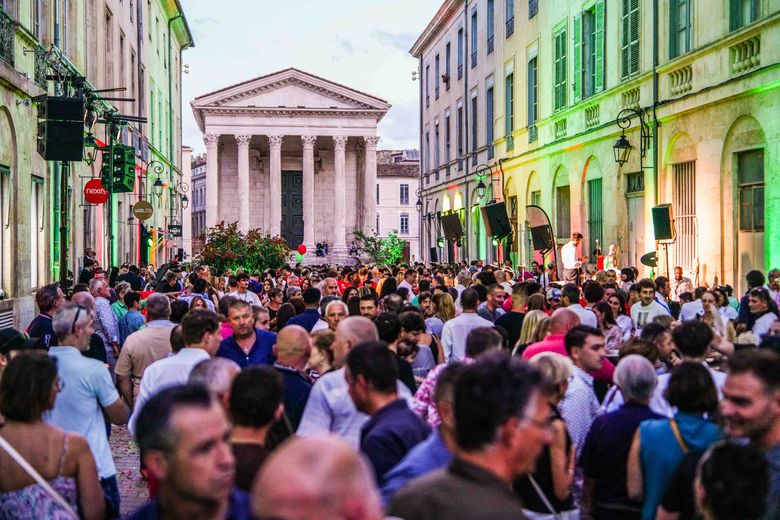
[
  {"left": 125, "top": 488, "right": 250, "bottom": 520},
  {"left": 46, "top": 346, "right": 120, "bottom": 479},
  {"left": 273, "top": 364, "right": 312, "bottom": 430},
  {"left": 381, "top": 429, "right": 452, "bottom": 506},
  {"left": 217, "top": 328, "right": 276, "bottom": 368},
  {"left": 360, "top": 399, "right": 431, "bottom": 483},
  {"left": 283, "top": 308, "right": 321, "bottom": 332},
  {"left": 118, "top": 309, "right": 146, "bottom": 345}
]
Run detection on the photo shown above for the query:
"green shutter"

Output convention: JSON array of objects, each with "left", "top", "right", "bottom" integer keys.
[
  {"left": 554, "top": 29, "right": 567, "bottom": 110},
  {"left": 621, "top": 0, "right": 630, "bottom": 78},
  {"left": 729, "top": 0, "right": 741, "bottom": 30},
  {"left": 669, "top": 0, "right": 679, "bottom": 58},
  {"left": 573, "top": 14, "right": 582, "bottom": 103},
  {"left": 587, "top": 178, "right": 603, "bottom": 261},
  {"left": 594, "top": 0, "right": 605, "bottom": 93},
  {"left": 505, "top": 73, "right": 513, "bottom": 135},
  {"left": 629, "top": 0, "right": 640, "bottom": 76}
]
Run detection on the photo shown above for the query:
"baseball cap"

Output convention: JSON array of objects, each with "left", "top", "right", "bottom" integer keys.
[
  {"left": 547, "top": 288, "right": 562, "bottom": 300},
  {"left": 0, "top": 328, "right": 38, "bottom": 356}
]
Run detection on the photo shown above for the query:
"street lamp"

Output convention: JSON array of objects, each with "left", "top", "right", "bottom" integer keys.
[
  {"left": 613, "top": 108, "right": 651, "bottom": 167},
  {"left": 153, "top": 176, "right": 164, "bottom": 197},
  {"left": 613, "top": 133, "right": 632, "bottom": 166},
  {"left": 181, "top": 193, "right": 189, "bottom": 209},
  {"left": 476, "top": 178, "right": 487, "bottom": 199}
]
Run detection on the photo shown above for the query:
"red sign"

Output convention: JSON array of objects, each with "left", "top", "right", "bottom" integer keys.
[{"left": 84, "top": 179, "right": 109, "bottom": 204}]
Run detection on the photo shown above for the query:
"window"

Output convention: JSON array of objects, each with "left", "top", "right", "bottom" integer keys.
[
  {"left": 574, "top": 0, "right": 605, "bottom": 101},
  {"left": 425, "top": 64, "right": 430, "bottom": 107},
  {"left": 556, "top": 185, "right": 571, "bottom": 238},
  {"left": 506, "top": 0, "right": 515, "bottom": 37},
  {"left": 528, "top": 57, "right": 538, "bottom": 128},
  {"left": 445, "top": 42, "right": 451, "bottom": 89},
  {"left": 672, "top": 160, "right": 697, "bottom": 269},
  {"left": 376, "top": 213, "right": 380, "bottom": 233},
  {"left": 553, "top": 27, "right": 567, "bottom": 110},
  {"left": 400, "top": 184, "right": 410, "bottom": 205},
  {"left": 376, "top": 183, "right": 380, "bottom": 205},
  {"left": 457, "top": 28, "right": 464, "bottom": 79},
  {"left": 487, "top": 0, "right": 495, "bottom": 54},
  {"left": 529, "top": 0, "right": 538, "bottom": 18},
  {"left": 434, "top": 123, "right": 440, "bottom": 178},
  {"left": 445, "top": 112, "right": 451, "bottom": 175},
  {"left": 505, "top": 73, "right": 514, "bottom": 136},
  {"left": 130, "top": 0, "right": 134, "bottom": 23},
  {"left": 486, "top": 85, "right": 494, "bottom": 159},
  {"left": 425, "top": 131, "right": 430, "bottom": 172},
  {"left": 400, "top": 213, "right": 410, "bottom": 235},
  {"left": 457, "top": 105, "right": 464, "bottom": 170},
  {"left": 737, "top": 149, "right": 764, "bottom": 232},
  {"left": 0, "top": 165, "right": 8, "bottom": 291},
  {"left": 531, "top": 190, "right": 541, "bottom": 206},
  {"left": 434, "top": 54, "right": 440, "bottom": 99},
  {"left": 471, "top": 9, "right": 478, "bottom": 68},
  {"left": 30, "top": 176, "right": 44, "bottom": 289},
  {"left": 587, "top": 178, "right": 603, "bottom": 262},
  {"left": 130, "top": 50, "right": 136, "bottom": 114},
  {"left": 470, "top": 94, "right": 478, "bottom": 165},
  {"left": 730, "top": 0, "right": 759, "bottom": 31},
  {"left": 669, "top": 0, "right": 691, "bottom": 59},
  {"left": 621, "top": 0, "right": 640, "bottom": 79}
]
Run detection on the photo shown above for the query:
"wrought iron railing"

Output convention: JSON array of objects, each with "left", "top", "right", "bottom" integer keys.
[
  {"left": 0, "top": 8, "right": 14, "bottom": 67},
  {"left": 506, "top": 17, "right": 515, "bottom": 37},
  {"left": 528, "top": 125, "right": 538, "bottom": 143},
  {"left": 34, "top": 44, "right": 48, "bottom": 88},
  {"left": 506, "top": 135, "right": 514, "bottom": 151},
  {"left": 487, "top": 36, "right": 494, "bottom": 54}
]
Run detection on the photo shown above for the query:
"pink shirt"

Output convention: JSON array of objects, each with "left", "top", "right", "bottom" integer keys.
[
  {"left": 522, "top": 334, "right": 615, "bottom": 383},
  {"left": 220, "top": 321, "right": 233, "bottom": 340}
]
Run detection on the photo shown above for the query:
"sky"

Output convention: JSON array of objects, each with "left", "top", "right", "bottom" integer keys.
[{"left": 181, "top": 0, "right": 441, "bottom": 155}]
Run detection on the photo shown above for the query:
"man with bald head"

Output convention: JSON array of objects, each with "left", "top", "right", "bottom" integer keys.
[
  {"left": 273, "top": 324, "right": 313, "bottom": 430},
  {"left": 321, "top": 277, "right": 340, "bottom": 298},
  {"left": 252, "top": 436, "right": 383, "bottom": 520},
  {"left": 522, "top": 307, "right": 615, "bottom": 382},
  {"left": 297, "top": 317, "right": 412, "bottom": 447}
]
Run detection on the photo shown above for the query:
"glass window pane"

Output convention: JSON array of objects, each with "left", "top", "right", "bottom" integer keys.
[
  {"left": 739, "top": 188, "right": 753, "bottom": 231},
  {"left": 738, "top": 149, "right": 764, "bottom": 185},
  {"left": 754, "top": 186, "right": 764, "bottom": 230}
]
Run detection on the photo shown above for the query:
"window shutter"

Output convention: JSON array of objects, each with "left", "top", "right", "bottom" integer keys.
[
  {"left": 729, "top": 0, "right": 740, "bottom": 30},
  {"left": 594, "top": 0, "right": 605, "bottom": 93},
  {"left": 629, "top": 0, "right": 640, "bottom": 76},
  {"left": 471, "top": 96, "right": 478, "bottom": 151},
  {"left": 669, "top": 0, "right": 678, "bottom": 58},
  {"left": 621, "top": 0, "right": 630, "bottom": 78},
  {"left": 573, "top": 14, "right": 582, "bottom": 103},
  {"left": 527, "top": 59, "right": 536, "bottom": 124},
  {"left": 505, "top": 74, "right": 513, "bottom": 135}
]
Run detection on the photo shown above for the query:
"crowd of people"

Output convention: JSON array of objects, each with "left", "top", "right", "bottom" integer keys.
[{"left": 0, "top": 245, "right": 779, "bottom": 519}]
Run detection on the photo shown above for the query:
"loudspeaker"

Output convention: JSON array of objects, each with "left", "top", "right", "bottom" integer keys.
[
  {"left": 429, "top": 247, "right": 438, "bottom": 263},
  {"left": 530, "top": 225, "right": 555, "bottom": 251},
  {"left": 652, "top": 204, "right": 675, "bottom": 241},
  {"left": 481, "top": 202, "right": 511, "bottom": 237},
  {"left": 177, "top": 248, "right": 185, "bottom": 261},
  {"left": 440, "top": 213, "right": 464, "bottom": 241},
  {"left": 36, "top": 120, "right": 84, "bottom": 160},
  {"left": 37, "top": 96, "right": 84, "bottom": 121}
]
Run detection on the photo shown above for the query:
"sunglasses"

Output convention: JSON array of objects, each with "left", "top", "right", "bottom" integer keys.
[{"left": 71, "top": 305, "right": 88, "bottom": 335}]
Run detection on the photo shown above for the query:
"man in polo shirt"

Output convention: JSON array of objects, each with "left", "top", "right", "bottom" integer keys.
[
  {"left": 26, "top": 282, "right": 65, "bottom": 350},
  {"left": 346, "top": 341, "right": 430, "bottom": 482},
  {"left": 218, "top": 299, "right": 276, "bottom": 368},
  {"left": 284, "top": 288, "right": 322, "bottom": 332},
  {"left": 47, "top": 303, "right": 130, "bottom": 516}
]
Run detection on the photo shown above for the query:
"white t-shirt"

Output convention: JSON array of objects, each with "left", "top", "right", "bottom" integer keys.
[
  {"left": 227, "top": 290, "right": 261, "bottom": 306},
  {"left": 630, "top": 300, "right": 670, "bottom": 331},
  {"left": 561, "top": 242, "right": 580, "bottom": 270},
  {"left": 752, "top": 312, "right": 778, "bottom": 337}
]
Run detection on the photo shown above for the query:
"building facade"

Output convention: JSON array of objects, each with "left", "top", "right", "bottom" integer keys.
[
  {"left": 377, "top": 150, "right": 421, "bottom": 262},
  {"left": 413, "top": 0, "right": 779, "bottom": 291},
  {"left": 190, "top": 68, "right": 391, "bottom": 261},
  {"left": 190, "top": 153, "right": 207, "bottom": 254},
  {"left": 0, "top": 0, "right": 192, "bottom": 328}
]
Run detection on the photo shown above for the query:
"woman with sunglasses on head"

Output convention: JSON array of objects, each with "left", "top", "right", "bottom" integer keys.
[
  {"left": 607, "top": 291, "right": 634, "bottom": 341},
  {"left": 0, "top": 352, "right": 104, "bottom": 519}
]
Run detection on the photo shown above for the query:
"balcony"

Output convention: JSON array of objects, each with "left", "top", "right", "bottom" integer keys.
[
  {"left": 446, "top": 164, "right": 451, "bottom": 177},
  {"left": 529, "top": 0, "right": 538, "bottom": 18},
  {"left": 506, "top": 135, "right": 514, "bottom": 151},
  {"left": 488, "top": 144, "right": 494, "bottom": 159},
  {"left": 0, "top": 8, "right": 14, "bottom": 67},
  {"left": 487, "top": 36, "right": 494, "bottom": 55},
  {"left": 425, "top": 95, "right": 430, "bottom": 108},
  {"left": 435, "top": 167, "right": 440, "bottom": 181},
  {"left": 457, "top": 64, "right": 463, "bottom": 80},
  {"left": 470, "top": 51, "right": 477, "bottom": 68},
  {"left": 506, "top": 17, "right": 515, "bottom": 38},
  {"left": 458, "top": 152, "right": 464, "bottom": 171},
  {"left": 528, "top": 125, "right": 538, "bottom": 143},
  {"left": 34, "top": 45, "right": 48, "bottom": 89},
  {"left": 471, "top": 151, "right": 477, "bottom": 166},
  {"left": 435, "top": 86, "right": 439, "bottom": 99}
]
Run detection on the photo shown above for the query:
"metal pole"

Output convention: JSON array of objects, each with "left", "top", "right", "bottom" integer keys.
[
  {"left": 59, "top": 161, "right": 69, "bottom": 285},
  {"left": 107, "top": 125, "right": 114, "bottom": 267}
]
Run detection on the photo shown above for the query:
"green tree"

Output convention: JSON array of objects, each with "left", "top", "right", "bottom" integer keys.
[
  {"left": 198, "top": 222, "right": 290, "bottom": 275},
  {"left": 354, "top": 229, "right": 406, "bottom": 266}
]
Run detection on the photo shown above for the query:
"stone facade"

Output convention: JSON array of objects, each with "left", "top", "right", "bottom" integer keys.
[
  {"left": 377, "top": 150, "right": 421, "bottom": 262},
  {"left": 190, "top": 68, "right": 391, "bottom": 260},
  {"left": 190, "top": 153, "right": 207, "bottom": 253}
]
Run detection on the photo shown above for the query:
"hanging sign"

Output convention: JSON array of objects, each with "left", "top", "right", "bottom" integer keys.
[
  {"left": 84, "top": 179, "right": 109, "bottom": 204},
  {"left": 169, "top": 224, "right": 182, "bottom": 237},
  {"left": 132, "top": 200, "right": 154, "bottom": 221}
]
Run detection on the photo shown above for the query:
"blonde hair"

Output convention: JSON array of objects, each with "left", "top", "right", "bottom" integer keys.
[
  {"left": 432, "top": 292, "right": 456, "bottom": 322},
  {"left": 517, "top": 310, "right": 550, "bottom": 347},
  {"left": 530, "top": 352, "right": 573, "bottom": 389}
]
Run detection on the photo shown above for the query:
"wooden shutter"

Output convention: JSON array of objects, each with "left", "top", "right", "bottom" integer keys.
[
  {"left": 594, "top": 0, "right": 605, "bottom": 93},
  {"left": 669, "top": 0, "right": 678, "bottom": 58},
  {"left": 505, "top": 73, "right": 514, "bottom": 135},
  {"left": 629, "top": 0, "right": 639, "bottom": 76},
  {"left": 573, "top": 14, "right": 582, "bottom": 103},
  {"left": 622, "top": 0, "right": 640, "bottom": 79},
  {"left": 554, "top": 28, "right": 567, "bottom": 110},
  {"left": 587, "top": 178, "right": 603, "bottom": 261},
  {"left": 471, "top": 95, "right": 478, "bottom": 151}
]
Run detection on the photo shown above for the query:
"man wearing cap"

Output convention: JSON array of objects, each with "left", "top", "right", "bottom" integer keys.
[{"left": 562, "top": 232, "right": 585, "bottom": 284}]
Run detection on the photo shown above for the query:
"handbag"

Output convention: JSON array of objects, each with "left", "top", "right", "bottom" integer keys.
[
  {"left": 0, "top": 435, "right": 79, "bottom": 519},
  {"left": 521, "top": 475, "right": 581, "bottom": 520}
]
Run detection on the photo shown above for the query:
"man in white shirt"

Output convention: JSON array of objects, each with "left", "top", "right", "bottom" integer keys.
[
  {"left": 649, "top": 321, "right": 727, "bottom": 417},
  {"left": 748, "top": 287, "right": 780, "bottom": 338},
  {"left": 670, "top": 266, "right": 694, "bottom": 302},
  {"left": 228, "top": 273, "right": 261, "bottom": 306},
  {"left": 441, "top": 288, "right": 493, "bottom": 362},
  {"left": 129, "top": 309, "right": 222, "bottom": 436},
  {"left": 561, "top": 283, "right": 598, "bottom": 328},
  {"left": 630, "top": 278, "right": 670, "bottom": 333},
  {"left": 398, "top": 269, "right": 417, "bottom": 295},
  {"left": 561, "top": 232, "right": 584, "bottom": 284},
  {"left": 679, "top": 287, "right": 705, "bottom": 321}
]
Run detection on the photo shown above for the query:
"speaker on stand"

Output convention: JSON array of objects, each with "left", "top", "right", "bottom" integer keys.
[{"left": 652, "top": 204, "right": 675, "bottom": 279}]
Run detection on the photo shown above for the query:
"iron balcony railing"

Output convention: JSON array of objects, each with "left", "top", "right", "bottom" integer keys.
[
  {"left": 34, "top": 44, "right": 48, "bottom": 88},
  {"left": 0, "top": 8, "right": 14, "bottom": 67}
]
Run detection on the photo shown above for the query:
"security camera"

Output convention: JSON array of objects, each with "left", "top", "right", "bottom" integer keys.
[{"left": 16, "top": 98, "right": 32, "bottom": 107}]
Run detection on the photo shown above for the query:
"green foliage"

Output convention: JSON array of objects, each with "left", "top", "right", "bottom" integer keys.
[
  {"left": 198, "top": 222, "right": 290, "bottom": 275},
  {"left": 354, "top": 229, "right": 406, "bottom": 266}
]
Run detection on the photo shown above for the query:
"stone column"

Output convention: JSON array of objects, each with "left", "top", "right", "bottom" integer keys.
[
  {"left": 204, "top": 134, "right": 220, "bottom": 228},
  {"left": 235, "top": 135, "right": 252, "bottom": 233},
  {"left": 364, "top": 136, "right": 380, "bottom": 233},
  {"left": 301, "top": 135, "right": 317, "bottom": 250},
  {"left": 268, "top": 135, "right": 283, "bottom": 236},
  {"left": 333, "top": 135, "right": 348, "bottom": 252}
]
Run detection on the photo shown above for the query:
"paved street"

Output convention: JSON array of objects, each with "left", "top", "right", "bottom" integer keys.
[{"left": 110, "top": 425, "right": 148, "bottom": 515}]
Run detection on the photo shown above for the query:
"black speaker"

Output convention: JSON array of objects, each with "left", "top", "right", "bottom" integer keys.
[
  {"left": 481, "top": 202, "right": 511, "bottom": 237},
  {"left": 430, "top": 247, "right": 438, "bottom": 262},
  {"left": 37, "top": 96, "right": 84, "bottom": 121},
  {"left": 440, "top": 213, "right": 464, "bottom": 241},
  {"left": 177, "top": 248, "right": 185, "bottom": 261},
  {"left": 37, "top": 120, "right": 84, "bottom": 160},
  {"left": 652, "top": 204, "right": 675, "bottom": 241},
  {"left": 530, "top": 225, "right": 555, "bottom": 251}
]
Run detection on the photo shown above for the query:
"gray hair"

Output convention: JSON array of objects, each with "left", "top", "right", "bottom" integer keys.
[
  {"left": 320, "top": 295, "right": 340, "bottom": 316},
  {"left": 614, "top": 354, "right": 658, "bottom": 404},
  {"left": 145, "top": 293, "right": 172, "bottom": 321},
  {"left": 114, "top": 282, "right": 131, "bottom": 297},
  {"left": 52, "top": 302, "right": 92, "bottom": 339},
  {"left": 325, "top": 300, "right": 348, "bottom": 316},
  {"left": 457, "top": 270, "right": 471, "bottom": 287},
  {"left": 286, "top": 286, "right": 302, "bottom": 300},
  {"left": 88, "top": 278, "right": 105, "bottom": 294},
  {"left": 188, "top": 358, "right": 241, "bottom": 397}
]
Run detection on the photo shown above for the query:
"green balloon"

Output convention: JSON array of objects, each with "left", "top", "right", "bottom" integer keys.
[{"left": 295, "top": 252, "right": 305, "bottom": 261}]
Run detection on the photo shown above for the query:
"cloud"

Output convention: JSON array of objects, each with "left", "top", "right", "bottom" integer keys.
[
  {"left": 372, "top": 30, "right": 417, "bottom": 53},
  {"left": 337, "top": 39, "right": 355, "bottom": 54}
]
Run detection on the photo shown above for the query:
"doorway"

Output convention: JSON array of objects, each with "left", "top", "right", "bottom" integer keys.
[{"left": 281, "top": 171, "right": 303, "bottom": 249}]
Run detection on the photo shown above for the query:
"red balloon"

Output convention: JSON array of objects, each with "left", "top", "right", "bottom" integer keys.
[{"left": 297, "top": 244, "right": 307, "bottom": 255}]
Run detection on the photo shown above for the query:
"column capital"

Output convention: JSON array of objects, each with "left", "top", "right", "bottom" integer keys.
[
  {"left": 203, "top": 134, "right": 220, "bottom": 147},
  {"left": 301, "top": 135, "right": 317, "bottom": 148},
  {"left": 333, "top": 135, "right": 348, "bottom": 151},
  {"left": 235, "top": 134, "right": 252, "bottom": 147},
  {"left": 363, "top": 136, "right": 380, "bottom": 150},
  {"left": 267, "top": 135, "right": 284, "bottom": 149}
]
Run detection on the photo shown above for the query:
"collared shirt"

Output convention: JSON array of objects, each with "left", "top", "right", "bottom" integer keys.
[
  {"left": 128, "top": 348, "right": 211, "bottom": 435},
  {"left": 26, "top": 313, "right": 55, "bottom": 350},
  {"left": 272, "top": 364, "right": 312, "bottom": 430},
  {"left": 381, "top": 428, "right": 452, "bottom": 506},
  {"left": 217, "top": 328, "right": 276, "bottom": 368},
  {"left": 46, "top": 346, "right": 120, "bottom": 479},
  {"left": 111, "top": 300, "right": 128, "bottom": 320},
  {"left": 398, "top": 279, "right": 415, "bottom": 295},
  {"left": 311, "top": 319, "right": 329, "bottom": 332},
  {"left": 387, "top": 457, "right": 526, "bottom": 520},
  {"left": 679, "top": 299, "right": 704, "bottom": 321},
  {"left": 670, "top": 277, "right": 694, "bottom": 301},
  {"left": 283, "top": 308, "right": 321, "bottom": 332},
  {"left": 94, "top": 296, "right": 119, "bottom": 344},
  {"left": 561, "top": 241, "right": 580, "bottom": 269},
  {"left": 441, "top": 312, "right": 493, "bottom": 362},
  {"left": 360, "top": 399, "right": 431, "bottom": 483},
  {"left": 125, "top": 488, "right": 250, "bottom": 520},
  {"left": 567, "top": 303, "right": 598, "bottom": 327},
  {"left": 297, "top": 368, "right": 413, "bottom": 448},
  {"left": 227, "top": 290, "right": 261, "bottom": 306},
  {"left": 649, "top": 362, "right": 727, "bottom": 417},
  {"left": 118, "top": 309, "right": 146, "bottom": 345},
  {"left": 559, "top": 365, "right": 601, "bottom": 457},
  {"left": 522, "top": 334, "right": 615, "bottom": 383}
]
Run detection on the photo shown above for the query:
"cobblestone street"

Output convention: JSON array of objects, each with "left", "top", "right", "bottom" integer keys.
[{"left": 110, "top": 425, "right": 148, "bottom": 516}]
